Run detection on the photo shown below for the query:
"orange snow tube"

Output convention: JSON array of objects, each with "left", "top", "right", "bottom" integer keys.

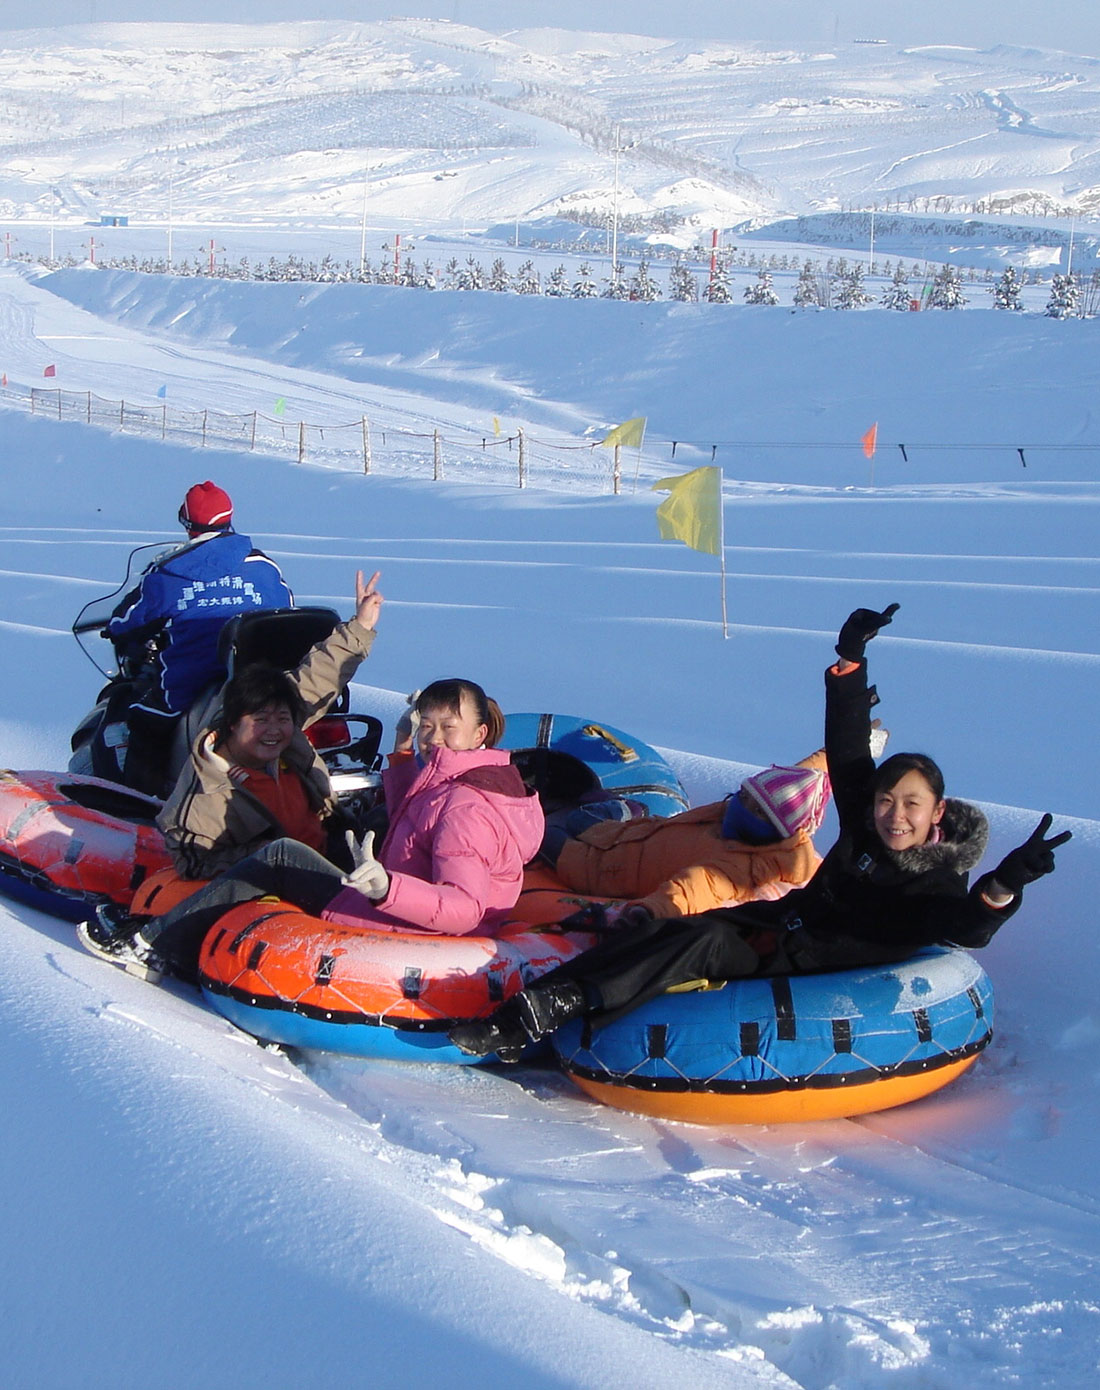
[
  {"left": 0, "top": 769, "right": 172, "bottom": 919},
  {"left": 197, "top": 901, "right": 596, "bottom": 1062}
]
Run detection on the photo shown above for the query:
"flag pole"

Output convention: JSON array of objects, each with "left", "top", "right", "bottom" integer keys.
[{"left": 718, "top": 466, "right": 728, "bottom": 638}]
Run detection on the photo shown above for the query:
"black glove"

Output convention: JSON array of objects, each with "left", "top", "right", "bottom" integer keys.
[
  {"left": 835, "top": 603, "right": 900, "bottom": 663},
  {"left": 992, "top": 814, "right": 1072, "bottom": 896}
]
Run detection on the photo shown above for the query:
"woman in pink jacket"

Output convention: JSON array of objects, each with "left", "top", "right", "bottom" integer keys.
[{"left": 82, "top": 679, "right": 545, "bottom": 982}]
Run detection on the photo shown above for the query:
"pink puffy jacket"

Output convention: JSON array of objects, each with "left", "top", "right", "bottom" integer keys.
[{"left": 323, "top": 746, "right": 544, "bottom": 936}]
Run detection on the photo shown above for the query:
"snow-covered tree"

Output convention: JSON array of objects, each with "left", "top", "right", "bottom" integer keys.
[
  {"left": 457, "top": 256, "right": 485, "bottom": 291},
  {"left": 928, "top": 264, "right": 967, "bottom": 309},
  {"left": 602, "top": 261, "right": 629, "bottom": 299},
  {"left": 793, "top": 259, "right": 820, "bottom": 308},
  {"left": 669, "top": 260, "right": 699, "bottom": 302},
  {"left": 1079, "top": 269, "right": 1100, "bottom": 318},
  {"left": 834, "top": 264, "right": 872, "bottom": 309},
  {"left": 1045, "top": 272, "right": 1079, "bottom": 318},
  {"left": 488, "top": 257, "right": 510, "bottom": 292},
  {"left": 991, "top": 266, "right": 1023, "bottom": 311},
  {"left": 880, "top": 264, "right": 912, "bottom": 311},
  {"left": 572, "top": 262, "right": 599, "bottom": 298},
  {"left": 544, "top": 263, "right": 569, "bottom": 297},
  {"left": 512, "top": 260, "right": 541, "bottom": 294},
  {"left": 744, "top": 268, "right": 779, "bottom": 305},
  {"left": 442, "top": 257, "right": 460, "bottom": 290},
  {"left": 704, "top": 251, "right": 733, "bottom": 303},
  {"left": 629, "top": 260, "right": 662, "bottom": 301}
]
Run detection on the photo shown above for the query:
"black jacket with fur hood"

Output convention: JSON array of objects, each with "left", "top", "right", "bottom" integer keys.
[{"left": 776, "top": 659, "right": 1016, "bottom": 953}]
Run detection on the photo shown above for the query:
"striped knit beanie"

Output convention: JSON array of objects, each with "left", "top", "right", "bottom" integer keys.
[{"left": 741, "top": 764, "right": 830, "bottom": 839}]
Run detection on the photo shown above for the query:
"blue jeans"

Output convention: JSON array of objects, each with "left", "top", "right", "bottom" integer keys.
[{"left": 142, "top": 838, "right": 345, "bottom": 981}]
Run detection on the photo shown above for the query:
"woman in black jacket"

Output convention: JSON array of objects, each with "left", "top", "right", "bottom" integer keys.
[{"left": 451, "top": 604, "right": 1071, "bottom": 1061}]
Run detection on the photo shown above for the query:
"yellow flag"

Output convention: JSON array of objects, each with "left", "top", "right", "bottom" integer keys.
[
  {"left": 652, "top": 466, "right": 722, "bottom": 557},
  {"left": 601, "top": 416, "right": 647, "bottom": 449},
  {"left": 492, "top": 416, "right": 501, "bottom": 437}
]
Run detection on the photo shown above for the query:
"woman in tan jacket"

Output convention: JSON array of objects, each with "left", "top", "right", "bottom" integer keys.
[{"left": 157, "top": 570, "right": 382, "bottom": 879}]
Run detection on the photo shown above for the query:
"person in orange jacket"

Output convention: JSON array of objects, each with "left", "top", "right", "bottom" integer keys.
[{"left": 544, "top": 752, "right": 831, "bottom": 921}]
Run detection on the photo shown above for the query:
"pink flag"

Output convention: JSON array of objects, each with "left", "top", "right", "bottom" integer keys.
[
  {"left": 43, "top": 364, "right": 56, "bottom": 378},
  {"left": 1, "top": 373, "right": 7, "bottom": 388}
]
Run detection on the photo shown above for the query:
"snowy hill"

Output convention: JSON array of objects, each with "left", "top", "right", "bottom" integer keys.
[{"left": 3, "top": 19, "right": 1100, "bottom": 244}]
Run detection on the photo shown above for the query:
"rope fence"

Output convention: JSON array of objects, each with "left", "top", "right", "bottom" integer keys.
[
  {"left": 22, "top": 386, "right": 627, "bottom": 493},
  {"left": 12, "top": 385, "right": 1100, "bottom": 492}
]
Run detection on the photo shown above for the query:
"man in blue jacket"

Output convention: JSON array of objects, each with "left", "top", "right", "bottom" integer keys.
[{"left": 108, "top": 481, "right": 292, "bottom": 795}]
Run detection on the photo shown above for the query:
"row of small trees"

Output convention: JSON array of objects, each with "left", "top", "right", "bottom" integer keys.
[{"left": 17, "top": 247, "right": 1098, "bottom": 315}]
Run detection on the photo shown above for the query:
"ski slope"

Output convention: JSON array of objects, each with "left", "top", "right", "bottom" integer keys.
[{"left": 0, "top": 251, "right": 1098, "bottom": 1387}]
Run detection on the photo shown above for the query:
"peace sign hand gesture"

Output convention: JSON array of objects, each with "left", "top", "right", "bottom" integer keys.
[
  {"left": 354, "top": 569, "right": 383, "bottom": 631},
  {"left": 992, "top": 814, "right": 1073, "bottom": 897}
]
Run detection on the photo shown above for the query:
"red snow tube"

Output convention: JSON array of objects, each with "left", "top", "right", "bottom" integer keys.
[{"left": 0, "top": 769, "right": 172, "bottom": 918}]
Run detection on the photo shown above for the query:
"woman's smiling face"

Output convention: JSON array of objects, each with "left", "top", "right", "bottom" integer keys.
[
  {"left": 225, "top": 702, "right": 296, "bottom": 769},
  {"left": 416, "top": 694, "right": 488, "bottom": 758},
  {"left": 873, "top": 769, "right": 945, "bottom": 851}
]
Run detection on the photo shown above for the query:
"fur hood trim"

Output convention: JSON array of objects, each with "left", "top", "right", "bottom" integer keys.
[{"left": 881, "top": 797, "right": 988, "bottom": 875}]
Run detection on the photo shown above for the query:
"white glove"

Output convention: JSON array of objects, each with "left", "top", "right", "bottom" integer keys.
[
  {"left": 342, "top": 829, "right": 390, "bottom": 900},
  {"left": 869, "top": 722, "right": 890, "bottom": 760},
  {"left": 393, "top": 688, "right": 422, "bottom": 752}
]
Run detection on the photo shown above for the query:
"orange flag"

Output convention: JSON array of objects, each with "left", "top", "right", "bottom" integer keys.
[
  {"left": 861, "top": 422, "right": 878, "bottom": 459},
  {"left": 43, "top": 364, "right": 56, "bottom": 378}
]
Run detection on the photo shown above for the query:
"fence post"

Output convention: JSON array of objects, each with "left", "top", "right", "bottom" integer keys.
[
  {"left": 433, "top": 428, "right": 442, "bottom": 481},
  {"left": 86, "top": 391, "right": 91, "bottom": 424},
  {"left": 362, "top": 417, "right": 372, "bottom": 474},
  {"left": 57, "top": 389, "right": 62, "bottom": 421},
  {"left": 298, "top": 420, "right": 306, "bottom": 465},
  {"left": 119, "top": 400, "right": 125, "bottom": 430},
  {"left": 201, "top": 409, "right": 208, "bottom": 446},
  {"left": 250, "top": 412, "right": 257, "bottom": 450},
  {"left": 518, "top": 428, "right": 526, "bottom": 488},
  {"left": 613, "top": 443, "right": 622, "bottom": 495},
  {"left": 161, "top": 402, "right": 167, "bottom": 440}
]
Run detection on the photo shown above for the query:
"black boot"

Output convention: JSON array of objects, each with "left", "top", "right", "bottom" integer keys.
[
  {"left": 449, "top": 978, "right": 588, "bottom": 1063},
  {"left": 450, "top": 994, "right": 530, "bottom": 1063},
  {"left": 514, "top": 978, "right": 587, "bottom": 1041}
]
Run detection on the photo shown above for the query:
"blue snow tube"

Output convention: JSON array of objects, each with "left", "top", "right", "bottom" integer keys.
[
  {"left": 552, "top": 947, "right": 994, "bottom": 1124},
  {"left": 500, "top": 712, "right": 688, "bottom": 819}
]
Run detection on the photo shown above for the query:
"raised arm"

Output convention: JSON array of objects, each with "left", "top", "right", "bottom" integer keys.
[
  {"left": 290, "top": 569, "right": 383, "bottom": 726},
  {"left": 824, "top": 604, "right": 899, "bottom": 829}
]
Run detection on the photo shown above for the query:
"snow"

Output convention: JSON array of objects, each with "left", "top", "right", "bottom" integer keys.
[{"left": 1, "top": 19, "right": 1100, "bottom": 1390}]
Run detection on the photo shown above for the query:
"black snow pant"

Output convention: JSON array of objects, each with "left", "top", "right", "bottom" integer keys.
[
  {"left": 142, "top": 838, "right": 346, "bottom": 982},
  {"left": 534, "top": 901, "right": 917, "bottom": 1029}
]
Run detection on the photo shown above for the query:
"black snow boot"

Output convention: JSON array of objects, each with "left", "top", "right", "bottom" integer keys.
[
  {"left": 449, "top": 978, "right": 588, "bottom": 1063},
  {"left": 450, "top": 995, "right": 531, "bottom": 1063},
  {"left": 514, "top": 978, "right": 587, "bottom": 1040}
]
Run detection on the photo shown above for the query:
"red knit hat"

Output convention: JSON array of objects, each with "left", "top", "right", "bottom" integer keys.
[
  {"left": 179, "top": 481, "right": 233, "bottom": 531},
  {"left": 741, "top": 765, "right": 831, "bottom": 838}
]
